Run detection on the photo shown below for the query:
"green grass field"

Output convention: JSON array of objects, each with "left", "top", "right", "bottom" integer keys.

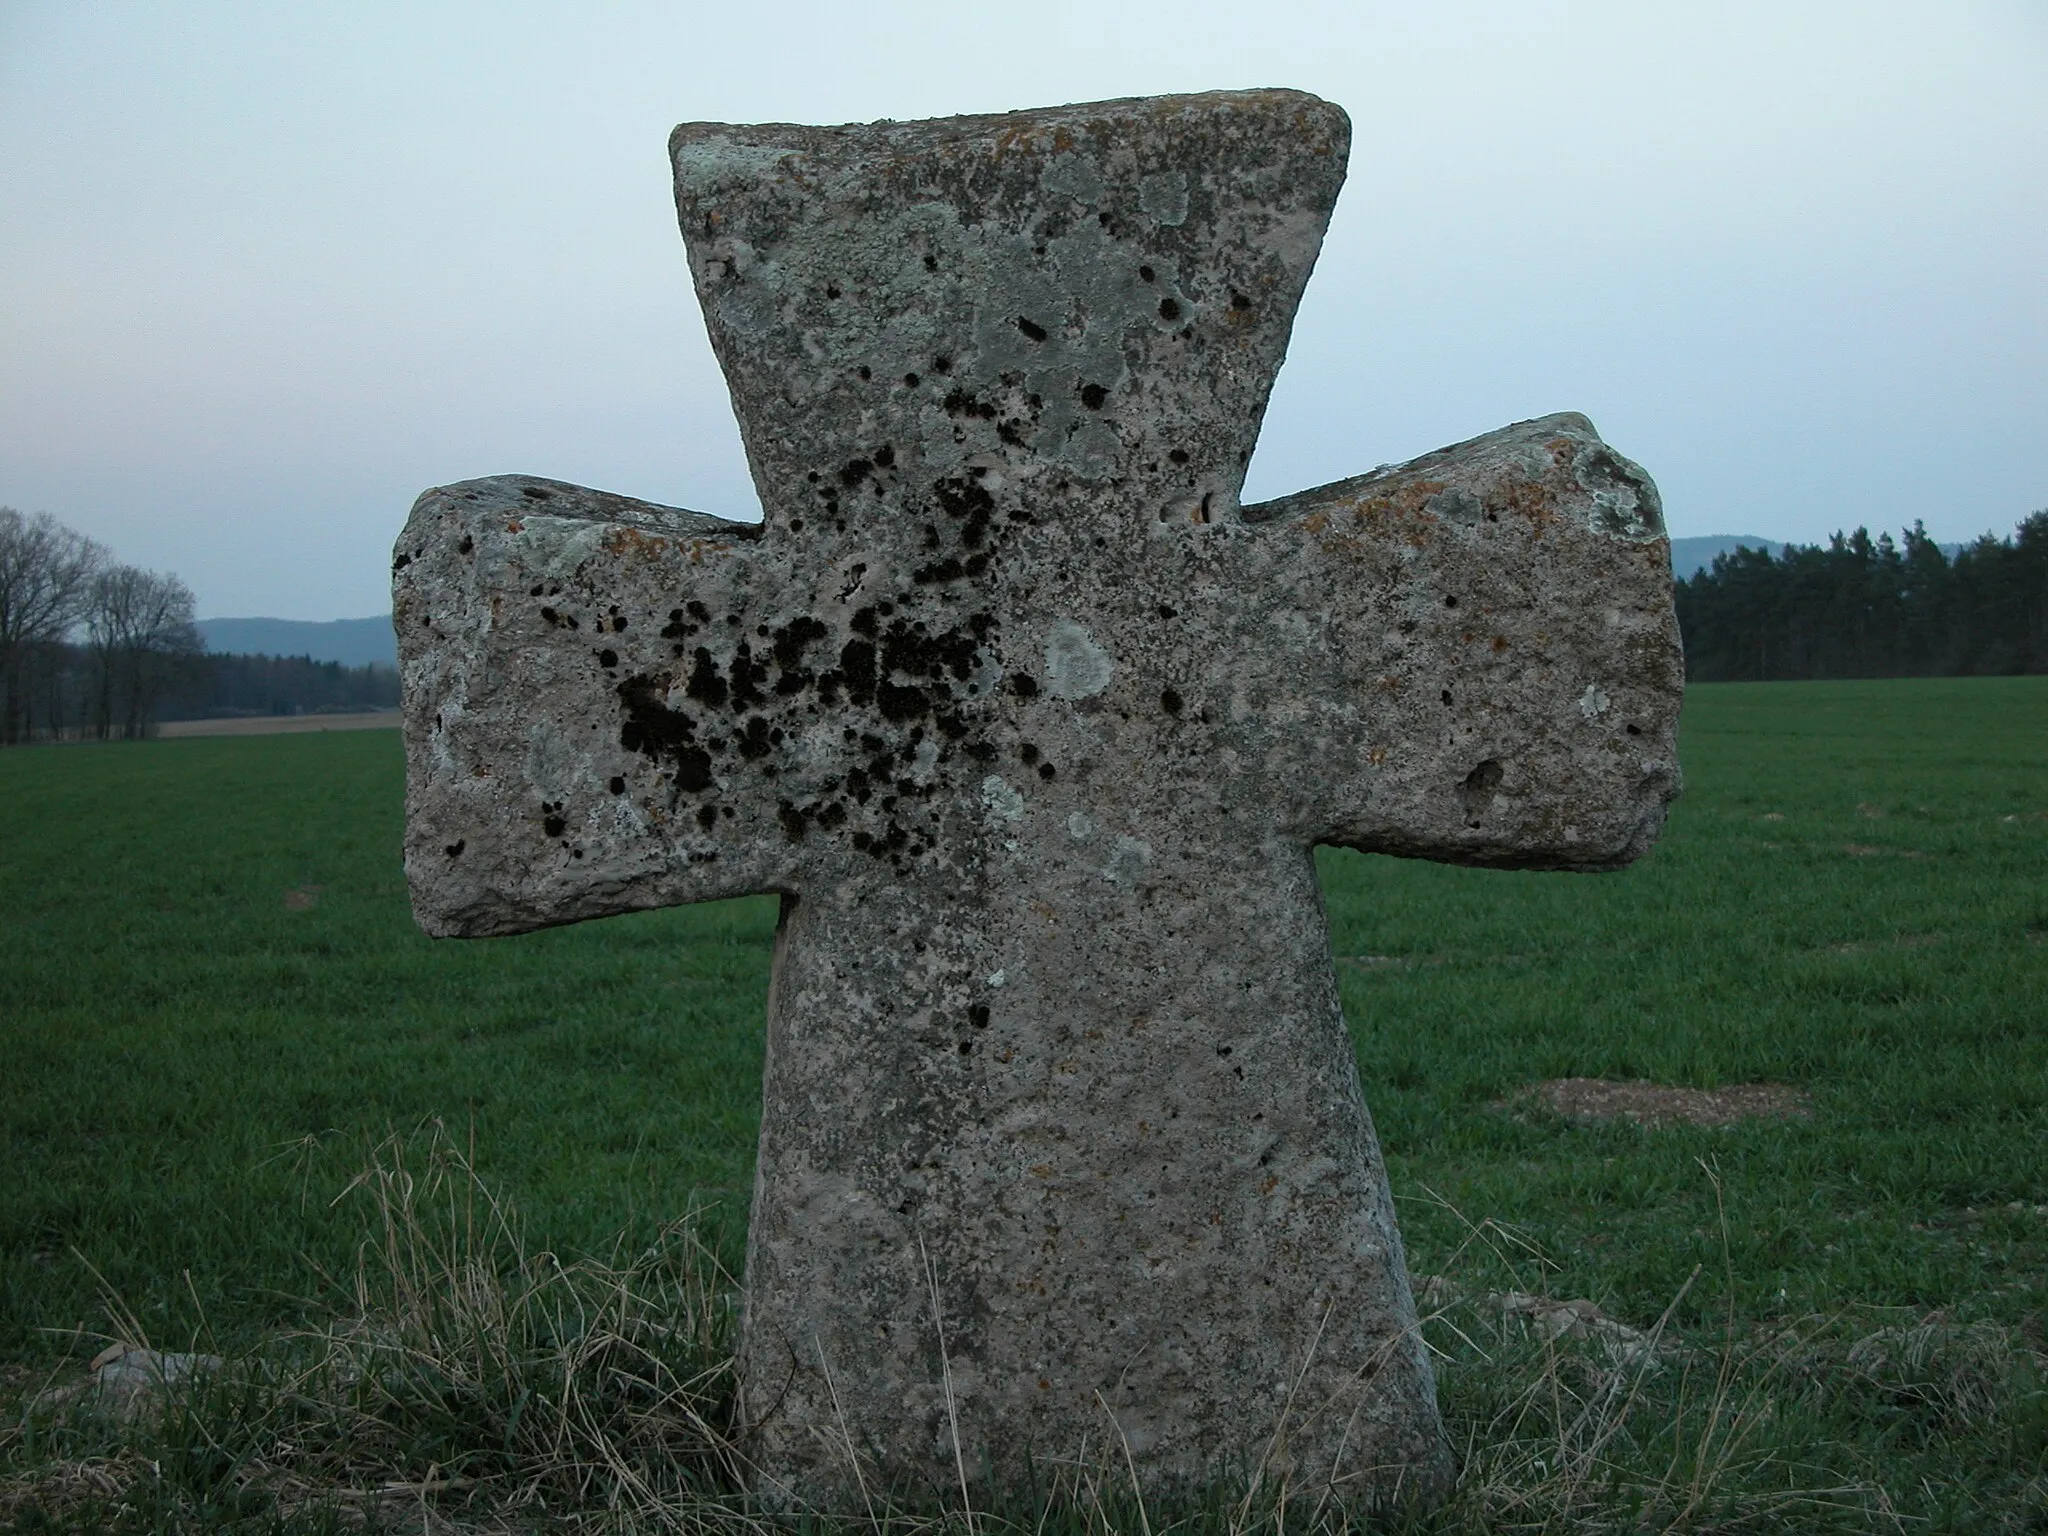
[{"left": 2, "top": 677, "right": 2044, "bottom": 1529}]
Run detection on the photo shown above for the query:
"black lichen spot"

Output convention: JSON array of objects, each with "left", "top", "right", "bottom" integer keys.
[
  {"left": 616, "top": 675, "right": 713, "bottom": 792},
  {"left": 825, "top": 283, "right": 842, "bottom": 299},
  {"left": 923, "top": 253, "right": 938, "bottom": 272},
  {"left": 1080, "top": 382, "right": 1108, "bottom": 410},
  {"left": 443, "top": 839, "right": 465, "bottom": 858},
  {"left": 685, "top": 649, "right": 728, "bottom": 708},
  {"left": 728, "top": 646, "right": 766, "bottom": 710},
  {"left": 1020, "top": 743, "right": 1040, "bottom": 765},
  {"left": 1011, "top": 672, "right": 1039, "bottom": 699},
  {"left": 598, "top": 648, "right": 619, "bottom": 668},
  {"left": 1441, "top": 689, "right": 1454, "bottom": 706},
  {"left": 1139, "top": 265, "right": 1156, "bottom": 282},
  {"left": 1037, "top": 762, "right": 1056, "bottom": 781},
  {"left": 778, "top": 802, "right": 809, "bottom": 843},
  {"left": 1161, "top": 688, "right": 1183, "bottom": 715},
  {"left": 840, "top": 458, "right": 873, "bottom": 487},
  {"left": 391, "top": 552, "right": 411, "bottom": 572},
  {"left": 958, "top": 1040, "right": 973, "bottom": 1056},
  {"left": 1016, "top": 316, "right": 1048, "bottom": 342},
  {"left": 969, "top": 1004, "right": 990, "bottom": 1029},
  {"left": 736, "top": 716, "right": 773, "bottom": 759},
  {"left": 1159, "top": 298, "right": 1182, "bottom": 321},
  {"left": 1444, "top": 595, "right": 1458, "bottom": 609},
  {"left": 935, "top": 475, "right": 995, "bottom": 548},
  {"left": 943, "top": 388, "right": 998, "bottom": 421},
  {"left": 857, "top": 365, "right": 871, "bottom": 380},
  {"left": 877, "top": 680, "right": 928, "bottom": 722},
  {"left": 874, "top": 443, "right": 896, "bottom": 469},
  {"left": 771, "top": 615, "right": 829, "bottom": 693},
  {"left": 457, "top": 535, "right": 474, "bottom": 555},
  {"left": 839, "top": 638, "right": 877, "bottom": 704},
  {"left": 903, "top": 373, "right": 920, "bottom": 388},
  {"left": 673, "top": 749, "right": 715, "bottom": 792},
  {"left": 696, "top": 804, "right": 719, "bottom": 831},
  {"left": 543, "top": 813, "right": 567, "bottom": 838},
  {"left": 1231, "top": 292, "right": 1252, "bottom": 311},
  {"left": 1157, "top": 604, "right": 1178, "bottom": 619},
  {"left": 608, "top": 776, "right": 626, "bottom": 795}
]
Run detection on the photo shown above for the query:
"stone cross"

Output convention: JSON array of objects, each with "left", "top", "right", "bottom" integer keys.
[{"left": 394, "top": 89, "right": 1682, "bottom": 1511}]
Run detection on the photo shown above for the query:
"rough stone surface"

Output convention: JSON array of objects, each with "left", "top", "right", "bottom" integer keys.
[
  {"left": 393, "top": 88, "right": 1683, "bottom": 1511},
  {"left": 32, "top": 1347, "right": 224, "bottom": 1422}
]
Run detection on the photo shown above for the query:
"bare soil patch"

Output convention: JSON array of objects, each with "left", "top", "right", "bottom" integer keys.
[
  {"left": 158, "top": 711, "right": 399, "bottom": 738},
  {"left": 1527, "top": 1077, "right": 1812, "bottom": 1128}
]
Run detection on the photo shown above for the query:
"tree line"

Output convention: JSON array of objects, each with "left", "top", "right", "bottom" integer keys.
[
  {"left": 1674, "top": 513, "right": 2047, "bottom": 682},
  {"left": 0, "top": 508, "right": 394, "bottom": 744}
]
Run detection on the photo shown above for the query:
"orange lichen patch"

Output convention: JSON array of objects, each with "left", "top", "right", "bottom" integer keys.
[
  {"left": 602, "top": 526, "right": 672, "bottom": 561},
  {"left": 1524, "top": 1078, "right": 1811, "bottom": 1129},
  {"left": 1493, "top": 477, "right": 1560, "bottom": 536},
  {"left": 503, "top": 519, "right": 524, "bottom": 534}
]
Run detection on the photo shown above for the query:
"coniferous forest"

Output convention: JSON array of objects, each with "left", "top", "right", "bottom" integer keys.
[{"left": 1673, "top": 513, "right": 2048, "bottom": 682}]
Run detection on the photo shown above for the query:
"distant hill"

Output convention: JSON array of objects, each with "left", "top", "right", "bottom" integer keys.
[
  {"left": 1669, "top": 535, "right": 1784, "bottom": 579},
  {"left": 197, "top": 615, "right": 396, "bottom": 668}
]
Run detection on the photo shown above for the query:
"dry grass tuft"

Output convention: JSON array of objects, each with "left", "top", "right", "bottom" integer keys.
[
  {"left": 6, "top": 1141, "right": 2042, "bottom": 1533},
  {"left": 279, "top": 1121, "right": 748, "bottom": 1527}
]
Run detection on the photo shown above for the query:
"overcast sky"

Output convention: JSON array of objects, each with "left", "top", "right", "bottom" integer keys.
[{"left": 2, "top": 2, "right": 2042, "bottom": 620}]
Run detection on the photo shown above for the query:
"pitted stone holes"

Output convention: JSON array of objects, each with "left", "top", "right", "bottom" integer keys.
[{"left": 1457, "top": 759, "right": 1504, "bottom": 826}]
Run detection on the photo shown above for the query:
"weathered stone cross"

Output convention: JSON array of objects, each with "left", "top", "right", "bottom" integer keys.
[{"left": 394, "top": 89, "right": 1682, "bottom": 1510}]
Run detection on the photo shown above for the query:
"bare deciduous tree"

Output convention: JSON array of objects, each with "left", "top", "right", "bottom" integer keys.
[
  {"left": 0, "top": 508, "right": 108, "bottom": 743},
  {"left": 86, "top": 564, "right": 202, "bottom": 740}
]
